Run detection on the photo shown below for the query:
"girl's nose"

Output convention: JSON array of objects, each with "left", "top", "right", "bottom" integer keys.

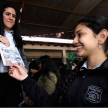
[{"left": 73, "top": 36, "right": 78, "bottom": 45}]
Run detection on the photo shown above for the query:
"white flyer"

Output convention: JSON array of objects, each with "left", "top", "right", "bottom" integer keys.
[{"left": 0, "top": 46, "right": 25, "bottom": 66}]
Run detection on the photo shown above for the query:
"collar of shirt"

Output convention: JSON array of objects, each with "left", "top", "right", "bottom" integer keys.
[
  {"left": 4, "top": 29, "right": 14, "bottom": 35},
  {"left": 4, "top": 29, "right": 15, "bottom": 47},
  {"left": 80, "top": 61, "right": 102, "bottom": 71}
]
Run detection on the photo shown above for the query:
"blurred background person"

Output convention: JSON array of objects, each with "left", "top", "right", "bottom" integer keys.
[
  {"left": 24, "top": 55, "right": 59, "bottom": 107},
  {"left": 71, "top": 60, "right": 80, "bottom": 70},
  {"left": 58, "top": 62, "right": 70, "bottom": 82},
  {"left": 28, "top": 58, "right": 41, "bottom": 81},
  {"left": 37, "top": 55, "right": 58, "bottom": 95},
  {"left": 24, "top": 58, "right": 42, "bottom": 107}
]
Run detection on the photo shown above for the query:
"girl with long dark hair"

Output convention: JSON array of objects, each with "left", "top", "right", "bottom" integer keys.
[
  {"left": 9, "top": 15, "right": 108, "bottom": 107},
  {"left": 37, "top": 55, "right": 58, "bottom": 95}
]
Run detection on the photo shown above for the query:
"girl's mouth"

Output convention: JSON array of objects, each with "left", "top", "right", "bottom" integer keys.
[{"left": 76, "top": 46, "right": 83, "bottom": 49}]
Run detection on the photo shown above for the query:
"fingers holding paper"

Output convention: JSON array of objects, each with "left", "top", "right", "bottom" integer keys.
[{"left": 0, "top": 35, "right": 10, "bottom": 46}]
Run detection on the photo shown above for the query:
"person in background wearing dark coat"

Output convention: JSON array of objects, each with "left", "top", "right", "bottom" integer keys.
[
  {"left": 28, "top": 58, "right": 41, "bottom": 81},
  {"left": 58, "top": 62, "right": 66, "bottom": 79},
  {"left": 0, "top": 3, "right": 28, "bottom": 107},
  {"left": 9, "top": 15, "right": 108, "bottom": 107},
  {"left": 58, "top": 62, "right": 71, "bottom": 81},
  {"left": 24, "top": 58, "right": 41, "bottom": 107},
  {"left": 71, "top": 59, "right": 80, "bottom": 70}
]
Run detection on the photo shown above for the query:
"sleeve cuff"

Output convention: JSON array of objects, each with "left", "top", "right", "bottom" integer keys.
[{"left": 21, "top": 76, "right": 33, "bottom": 89}]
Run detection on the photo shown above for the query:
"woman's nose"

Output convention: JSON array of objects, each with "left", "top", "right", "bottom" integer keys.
[
  {"left": 9, "top": 15, "right": 13, "bottom": 20},
  {"left": 73, "top": 36, "right": 78, "bottom": 44}
]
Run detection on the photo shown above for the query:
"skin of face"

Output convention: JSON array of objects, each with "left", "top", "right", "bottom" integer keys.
[
  {"left": 72, "top": 62, "right": 77, "bottom": 67},
  {"left": 30, "top": 69, "right": 38, "bottom": 74},
  {"left": 73, "top": 24, "right": 99, "bottom": 58},
  {"left": 3, "top": 7, "right": 16, "bottom": 31},
  {"left": 38, "top": 63, "right": 42, "bottom": 70}
]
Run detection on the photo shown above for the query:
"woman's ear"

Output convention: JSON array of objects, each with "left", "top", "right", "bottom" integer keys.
[{"left": 98, "top": 29, "right": 108, "bottom": 44}]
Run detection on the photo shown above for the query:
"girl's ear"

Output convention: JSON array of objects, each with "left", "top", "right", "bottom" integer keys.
[{"left": 98, "top": 29, "right": 108, "bottom": 44}]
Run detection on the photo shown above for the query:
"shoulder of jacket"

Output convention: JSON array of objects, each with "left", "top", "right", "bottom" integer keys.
[
  {"left": 49, "top": 72, "right": 57, "bottom": 81},
  {"left": 91, "top": 68, "right": 108, "bottom": 76},
  {"left": 49, "top": 72, "right": 57, "bottom": 78},
  {"left": 49, "top": 71, "right": 55, "bottom": 75}
]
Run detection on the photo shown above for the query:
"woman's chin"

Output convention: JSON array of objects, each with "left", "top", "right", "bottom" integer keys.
[{"left": 77, "top": 52, "right": 83, "bottom": 57}]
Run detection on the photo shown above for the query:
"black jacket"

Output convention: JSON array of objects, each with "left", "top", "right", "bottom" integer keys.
[{"left": 21, "top": 58, "right": 108, "bottom": 107}]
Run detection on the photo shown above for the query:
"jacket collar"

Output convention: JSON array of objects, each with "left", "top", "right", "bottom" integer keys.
[
  {"left": 99, "top": 58, "right": 108, "bottom": 69},
  {"left": 77, "top": 58, "right": 108, "bottom": 75},
  {"left": 80, "top": 61, "right": 102, "bottom": 71},
  {"left": 81, "top": 58, "right": 108, "bottom": 70}
]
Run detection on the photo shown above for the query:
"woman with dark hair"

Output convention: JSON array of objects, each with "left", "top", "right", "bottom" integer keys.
[
  {"left": 0, "top": 3, "right": 28, "bottom": 107},
  {"left": 9, "top": 15, "right": 108, "bottom": 107},
  {"left": 37, "top": 55, "right": 58, "bottom": 95},
  {"left": 24, "top": 55, "right": 58, "bottom": 107}
]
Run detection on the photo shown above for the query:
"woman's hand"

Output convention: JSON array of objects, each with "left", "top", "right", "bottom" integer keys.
[
  {"left": 0, "top": 35, "right": 10, "bottom": 46},
  {"left": 9, "top": 63, "right": 28, "bottom": 81}
]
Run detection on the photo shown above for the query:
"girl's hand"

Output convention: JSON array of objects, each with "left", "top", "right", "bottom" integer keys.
[
  {"left": 9, "top": 63, "right": 28, "bottom": 81},
  {"left": 0, "top": 35, "right": 10, "bottom": 46}
]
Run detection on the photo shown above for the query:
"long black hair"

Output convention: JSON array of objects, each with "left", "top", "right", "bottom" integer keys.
[
  {"left": 38, "top": 55, "right": 58, "bottom": 82},
  {"left": 0, "top": 3, "right": 23, "bottom": 48}
]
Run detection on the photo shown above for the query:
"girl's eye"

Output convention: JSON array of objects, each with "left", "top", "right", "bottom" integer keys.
[
  {"left": 12, "top": 15, "right": 16, "bottom": 18},
  {"left": 6, "top": 12, "right": 10, "bottom": 16},
  {"left": 78, "top": 33, "right": 83, "bottom": 37},
  {"left": 5, "top": 12, "right": 16, "bottom": 18}
]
